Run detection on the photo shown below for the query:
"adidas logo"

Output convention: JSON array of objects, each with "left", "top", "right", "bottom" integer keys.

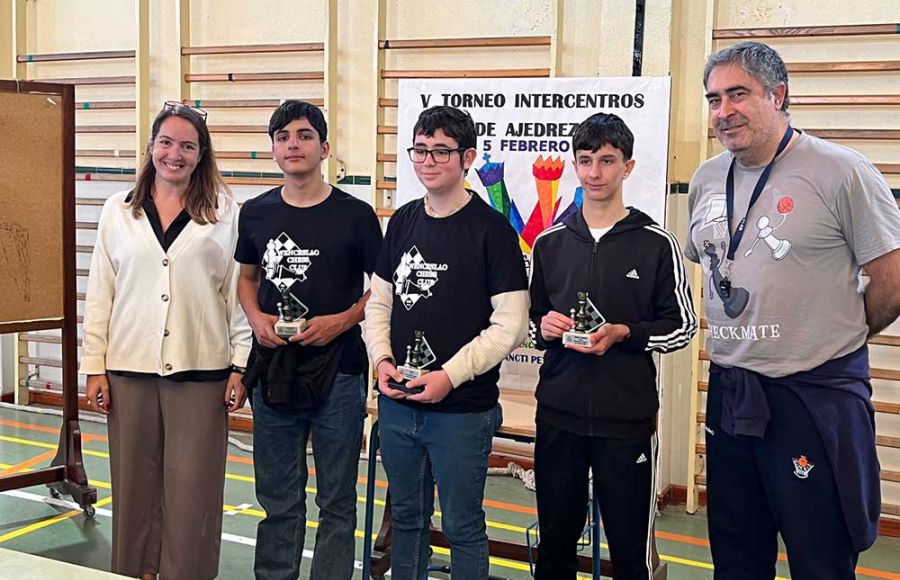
[
  {"left": 626, "top": 269, "right": 640, "bottom": 280},
  {"left": 636, "top": 453, "right": 648, "bottom": 464}
]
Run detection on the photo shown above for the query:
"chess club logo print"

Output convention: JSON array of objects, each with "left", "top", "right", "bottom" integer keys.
[
  {"left": 393, "top": 246, "right": 448, "bottom": 311},
  {"left": 792, "top": 455, "right": 814, "bottom": 479},
  {"left": 262, "top": 233, "right": 320, "bottom": 291}
]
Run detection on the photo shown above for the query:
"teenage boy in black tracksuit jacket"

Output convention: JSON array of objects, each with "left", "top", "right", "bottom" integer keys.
[{"left": 530, "top": 113, "right": 697, "bottom": 580}]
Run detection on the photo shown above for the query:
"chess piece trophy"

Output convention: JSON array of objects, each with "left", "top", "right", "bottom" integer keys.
[
  {"left": 389, "top": 330, "right": 432, "bottom": 394},
  {"left": 563, "top": 291, "right": 601, "bottom": 347},
  {"left": 273, "top": 286, "right": 308, "bottom": 338}
]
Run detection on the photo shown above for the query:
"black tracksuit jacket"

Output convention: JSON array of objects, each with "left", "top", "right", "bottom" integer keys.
[{"left": 529, "top": 207, "right": 697, "bottom": 438}]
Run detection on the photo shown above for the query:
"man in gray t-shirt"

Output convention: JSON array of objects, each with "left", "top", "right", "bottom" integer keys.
[
  {"left": 687, "top": 41, "right": 900, "bottom": 579},
  {"left": 687, "top": 131, "right": 899, "bottom": 377}
]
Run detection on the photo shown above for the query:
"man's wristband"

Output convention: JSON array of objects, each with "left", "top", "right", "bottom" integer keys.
[{"left": 230, "top": 364, "right": 246, "bottom": 375}]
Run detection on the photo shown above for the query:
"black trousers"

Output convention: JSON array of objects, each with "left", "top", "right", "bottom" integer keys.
[
  {"left": 534, "top": 420, "right": 657, "bottom": 580},
  {"left": 706, "top": 375, "right": 859, "bottom": 579}
]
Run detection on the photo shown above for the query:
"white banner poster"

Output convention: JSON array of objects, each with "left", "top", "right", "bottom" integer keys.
[{"left": 396, "top": 77, "right": 672, "bottom": 391}]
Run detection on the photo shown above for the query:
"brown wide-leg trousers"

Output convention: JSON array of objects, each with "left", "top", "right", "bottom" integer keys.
[{"left": 106, "top": 374, "right": 228, "bottom": 580}]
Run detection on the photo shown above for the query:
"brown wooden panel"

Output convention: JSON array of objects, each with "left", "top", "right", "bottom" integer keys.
[
  {"left": 874, "top": 401, "right": 900, "bottom": 415},
  {"left": 707, "top": 128, "right": 900, "bottom": 140},
  {"left": 185, "top": 98, "right": 324, "bottom": 108},
  {"left": 713, "top": 24, "right": 898, "bottom": 39},
  {"left": 76, "top": 173, "right": 133, "bottom": 182},
  {"left": 375, "top": 180, "right": 397, "bottom": 190},
  {"left": 185, "top": 72, "right": 324, "bottom": 83},
  {"left": 208, "top": 125, "right": 269, "bottom": 133},
  {"left": 215, "top": 151, "right": 274, "bottom": 160},
  {"left": 871, "top": 368, "right": 900, "bottom": 381},
  {"left": 19, "top": 333, "right": 63, "bottom": 345},
  {"left": 884, "top": 470, "right": 900, "bottom": 484},
  {"left": 377, "top": 153, "right": 397, "bottom": 162},
  {"left": 791, "top": 95, "right": 900, "bottom": 106},
  {"left": 223, "top": 177, "right": 283, "bottom": 186},
  {"left": 377, "top": 125, "right": 397, "bottom": 135},
  {"left": 76, "top": 150, "right": 136, "bottom": 158},
  {"left": 378, "top": 98, "right": 398, "bottom": 107},
  {"left": 787, "top": 61, "right": 900, "bottom": 73},
  {"left": 379, "top": 36, "right": 551, "bottom": 49},
  {"left": 19, "top": 356, "right": 64, "bottom": 368},
  {"left": 76, "top": 100, "right": 135, "bottom": 110},
  {"left": 878, "top": 435, "right": 900, "bottom": 449},
  {"left": 75, "top": 125, "right": 135, "bottom": 134},
  {"left": 39, "top": 76, "right": 135, "bottom": 85},
  {"left": 876, "top": 164, "right": 900, "bottom": 176},
  {"left": 0, "top": 83, "right": 66, "bottom": 325},
  {"left": 182, "top": 43, "right": 324, "bottom": 55},
  {"left": 75, "top": 197, "right": 107, "bottom": 206},
  {"left": 376, "top": 208, "right": 395, "bottom": 218},
  {"left": 382, "top": 69, "right": 551, "bottom": 79},
  {"left": 18, "top": 50, "right": 134, "bottom": 62}
]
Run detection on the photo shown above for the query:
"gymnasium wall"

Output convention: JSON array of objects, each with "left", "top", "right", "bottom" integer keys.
[{"left": 1, "top": 0, "right": 897, "bottom": 515}]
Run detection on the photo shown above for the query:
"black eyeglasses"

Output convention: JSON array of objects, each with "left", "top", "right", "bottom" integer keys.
[
  {"left": 164, "top": 100, "right": 208, "bottom": 122},
  {"left": 407, "top": 147, "right": 467, "bottom": 164}
]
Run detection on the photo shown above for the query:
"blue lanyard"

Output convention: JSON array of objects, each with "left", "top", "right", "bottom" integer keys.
[{"left": 724, "top": 126, "right": 793, "bottom": 262}]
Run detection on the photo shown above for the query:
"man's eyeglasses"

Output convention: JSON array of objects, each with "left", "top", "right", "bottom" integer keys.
[
  {"left": 407, "top": 147, "right": 467, "bottom": 164},
  {"left": 164, "top": 100, "right": 208, "bottom": 122}
]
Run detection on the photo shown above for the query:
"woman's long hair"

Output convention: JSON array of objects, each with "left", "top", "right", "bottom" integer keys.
[{"left": 128, "top": 103, "right": 230, "bottom": 224}]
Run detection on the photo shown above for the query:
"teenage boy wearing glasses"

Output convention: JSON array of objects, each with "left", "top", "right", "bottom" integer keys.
[
  {"left": 365, "top": 105, "right": 529, "bottom": 579},
  {"left": 235, "top": 100, "right": 382, "bottom": 580}
]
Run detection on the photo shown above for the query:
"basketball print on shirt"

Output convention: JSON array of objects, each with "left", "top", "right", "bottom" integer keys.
[
  {"left": 261, "top": 232, "right": 320, "bottom": 291},
  {"left": 393, "top": 245, "right": 448, "bottom": 310}
]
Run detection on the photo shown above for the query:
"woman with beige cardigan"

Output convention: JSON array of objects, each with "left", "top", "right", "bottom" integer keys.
[{"left": 80, "top": 102, "right": 251, "bottom": 580}]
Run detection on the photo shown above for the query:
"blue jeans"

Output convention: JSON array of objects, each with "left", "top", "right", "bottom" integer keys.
[
  {"left": 251, "top": 372, "right": 366, "bottom": 580},
  {"left": 378, "top": 396, "right": 502, "bottom": 580}
]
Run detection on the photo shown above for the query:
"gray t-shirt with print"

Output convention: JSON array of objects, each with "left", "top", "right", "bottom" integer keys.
[{"left": 686, "top": 130, "right": 900, "bottom": 377}]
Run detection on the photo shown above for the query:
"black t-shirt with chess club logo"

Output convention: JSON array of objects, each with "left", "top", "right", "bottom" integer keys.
[
  {"left": 235, "top": 186, "right": 383, "bottom": 374},
  {"left": 375, "top": 192, "right": 528, "bottom": 413}
]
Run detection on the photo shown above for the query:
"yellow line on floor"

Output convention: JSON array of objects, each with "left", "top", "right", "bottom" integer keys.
[
  {"left": 0, "top": 496, "right": 113, "bottom": 544},
  {"left": 0, "top": 432, "right": 776, "bottom": 576},
  {"left": 219, "top": 501, "right": 531, "bottom": 570},
  {"left": 0, "top": 433, "right": 529, "bottom": 536},
  {"left": 0, "top": 435, "right": 107, "bottom": 458},
  {"left": 659, "top": 554, "right": 794, "bottom": 579}
]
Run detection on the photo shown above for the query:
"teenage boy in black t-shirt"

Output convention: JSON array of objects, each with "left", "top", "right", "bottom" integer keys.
[
  {"left": 365, "top": 106, "right": 529, "bottom": 579},
  {"left": 235, "top": 100, "right": 382, "bottom": 580},
  {"left": 529, "top": 113, "right": 697, "bottom": 580}
]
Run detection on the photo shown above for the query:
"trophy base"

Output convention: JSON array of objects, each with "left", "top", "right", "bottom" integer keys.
[
  {"left": 274, "top": 318, "right": 307, "bottom": 339},
  {"left": 387, "top": 366, "right": 429, "bottom": 394},
  {"left": 386, "top": 379, "right": 425, "bottom": 395},
  {"left": 398, "top": 365, "right": 429, "bottom": 382},
  {"left": 562, "top": 330, "right": 592, "bottom": 347}
]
